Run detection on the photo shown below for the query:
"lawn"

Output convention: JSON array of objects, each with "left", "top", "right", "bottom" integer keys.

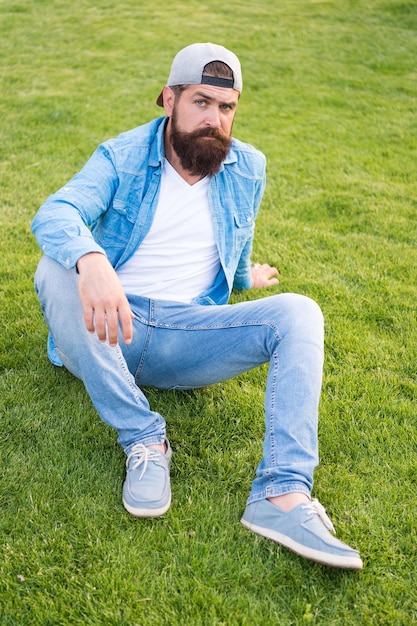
[{"left": 1, "top": 0, "right": 417, "bottom": 624}]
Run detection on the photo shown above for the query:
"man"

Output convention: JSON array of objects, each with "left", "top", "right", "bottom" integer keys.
[{"left": 32, "top": 43, "right": 362, "bottom": 569}]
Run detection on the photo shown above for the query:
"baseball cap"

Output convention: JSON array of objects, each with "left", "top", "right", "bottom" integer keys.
[{"left": 156, "top": 42, "right": 242, "bottom": 107}]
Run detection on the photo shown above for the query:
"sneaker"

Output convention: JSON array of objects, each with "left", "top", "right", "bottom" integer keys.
[
  {"left": 240, "top": 498, "right": 363, "bottom": 569},
  {"left": 122, "top": 440, "right": 172, "bottom": 518}
]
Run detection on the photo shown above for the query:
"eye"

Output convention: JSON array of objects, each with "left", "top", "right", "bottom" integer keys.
[{"left": 195, "top": 99, "right": 206, "bottom": 106}]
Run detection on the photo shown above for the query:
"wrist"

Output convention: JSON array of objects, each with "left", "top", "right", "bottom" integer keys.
[{"left": 76, "top": 252, "right": 105, "bottom": 272}]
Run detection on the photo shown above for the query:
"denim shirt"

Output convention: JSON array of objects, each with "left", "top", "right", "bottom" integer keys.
[{"left": 32, "top": 116, "right": 266, "bottom": 305}]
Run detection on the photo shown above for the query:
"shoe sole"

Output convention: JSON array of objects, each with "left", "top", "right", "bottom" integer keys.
[
  {"left": 240, "top": 517, "right": 363, "bottom": 570},
  {"left": 123, "top": 494, "right": 171, "bottom": 518}
]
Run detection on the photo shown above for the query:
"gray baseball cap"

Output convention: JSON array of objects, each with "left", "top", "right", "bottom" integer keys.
[{"left": 156, "top": 42, "right": 242, "bottom": 107}]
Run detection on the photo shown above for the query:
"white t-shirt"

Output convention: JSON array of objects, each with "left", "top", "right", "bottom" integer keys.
[{"left": 116, "top": 160, "right": 221, "bottom": 302}]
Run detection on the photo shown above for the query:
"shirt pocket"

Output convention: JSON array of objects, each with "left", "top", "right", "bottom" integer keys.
[{"left": 233, "top": 210, "right": 254, "bottom": 249}]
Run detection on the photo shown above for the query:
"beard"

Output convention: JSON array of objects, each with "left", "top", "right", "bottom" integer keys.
[{"left": 169, "top": 110, "right": 232, "bottom": 178}]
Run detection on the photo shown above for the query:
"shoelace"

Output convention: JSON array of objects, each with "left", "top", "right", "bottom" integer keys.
[
  {"left": 126, "top": 443, "right": 161, "bottom": 480},
  {"left": 301, "top": 498, "right": 336, "bottom": 533}
]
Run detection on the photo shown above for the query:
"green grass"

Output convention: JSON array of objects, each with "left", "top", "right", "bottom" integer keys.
[{"left": 1, "top": 0, "right": 417, "bottom": 623}]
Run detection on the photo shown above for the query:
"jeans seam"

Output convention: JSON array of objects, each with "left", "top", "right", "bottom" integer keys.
[
  {"left": 134, "top": 324, "right": 153, "bottom": 381},
  {"left": 269, "top": 344, "right": 279, "bottom": 468},
  {"left": 115, "top": 346, "right": 144, "bottom": 404},
  {"left": 149, "top": 319, "right": 283, "bottom": 335},
  {"left": 133, "top": 298, "right": 154, "bottom": 381}
]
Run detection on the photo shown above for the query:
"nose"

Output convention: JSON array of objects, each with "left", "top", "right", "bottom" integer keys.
[{"left": 204, "top": 106, "right": 221, "bottom": 128}]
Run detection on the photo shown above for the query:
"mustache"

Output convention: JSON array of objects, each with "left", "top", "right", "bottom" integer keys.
[{"left": 192, "top": 127, "right": 229, "bottom": 141}]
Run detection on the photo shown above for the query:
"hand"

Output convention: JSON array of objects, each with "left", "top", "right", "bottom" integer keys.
[
  {"left": 76, "top": 253, "right": 134, "bottom": 346},
  {"left": 251, "top": 262, "right": 279, "bottom": 289}
]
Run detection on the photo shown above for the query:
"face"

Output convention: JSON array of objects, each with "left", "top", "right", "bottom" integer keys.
[
  {"left": 164, "top": 84, "right": 239, "bottom": 177},
  {"left": 165, "top": 83, "right": 239, "bottom": 136}
]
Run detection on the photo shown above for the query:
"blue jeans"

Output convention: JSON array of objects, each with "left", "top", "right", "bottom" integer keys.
[{"left": 34, "top": 256, "right": 324, "bottom": 503}]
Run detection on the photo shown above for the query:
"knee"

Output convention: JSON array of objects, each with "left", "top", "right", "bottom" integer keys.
[
  {"left": 34, "top": 257, "right": 84, "bottom": 335},
  {"left": 35, "top": 256, "right": 77, "bottom": 302},
  {"left": 278, "top": 293, "right": 324, "bottom": 337},
  {"left": 293, "top": 293, "right": 323, "bottom": 323}
]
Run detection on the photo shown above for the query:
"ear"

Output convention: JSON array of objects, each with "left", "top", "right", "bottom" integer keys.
[{"left": 162, "top": 87, "right": 176, "bottom": 116}]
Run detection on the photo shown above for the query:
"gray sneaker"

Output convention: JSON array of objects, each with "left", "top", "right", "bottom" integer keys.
[
  {"left": 241, "top": 498, "right": 363, "bottom": 569},
  {"left": 122, "top": 440, "right": 172, "bottom": 517}
]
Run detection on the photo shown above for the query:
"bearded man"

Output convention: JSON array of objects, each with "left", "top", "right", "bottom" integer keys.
[{"left": 32, "top": 43, "right": 362, "bottom": 569}]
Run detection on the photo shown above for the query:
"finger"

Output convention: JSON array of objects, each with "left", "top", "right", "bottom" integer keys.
[
  {"left": 93, "top": 307, "right": 108, "bottom": 342},
  {"left": 267, "top": 272, "right": 279, "bottom": 281},
  {"left": 118, "top": 304, "right": 134, "bottom": 345},
  {"left": 263, "top": 264, "right": 279, "bottom": 277},
  {"left": 105, "top": 307, "right": 120, "bottom": 347},
  {"left": 83, "top": 305, "right": 96, "bottom": 334}
]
